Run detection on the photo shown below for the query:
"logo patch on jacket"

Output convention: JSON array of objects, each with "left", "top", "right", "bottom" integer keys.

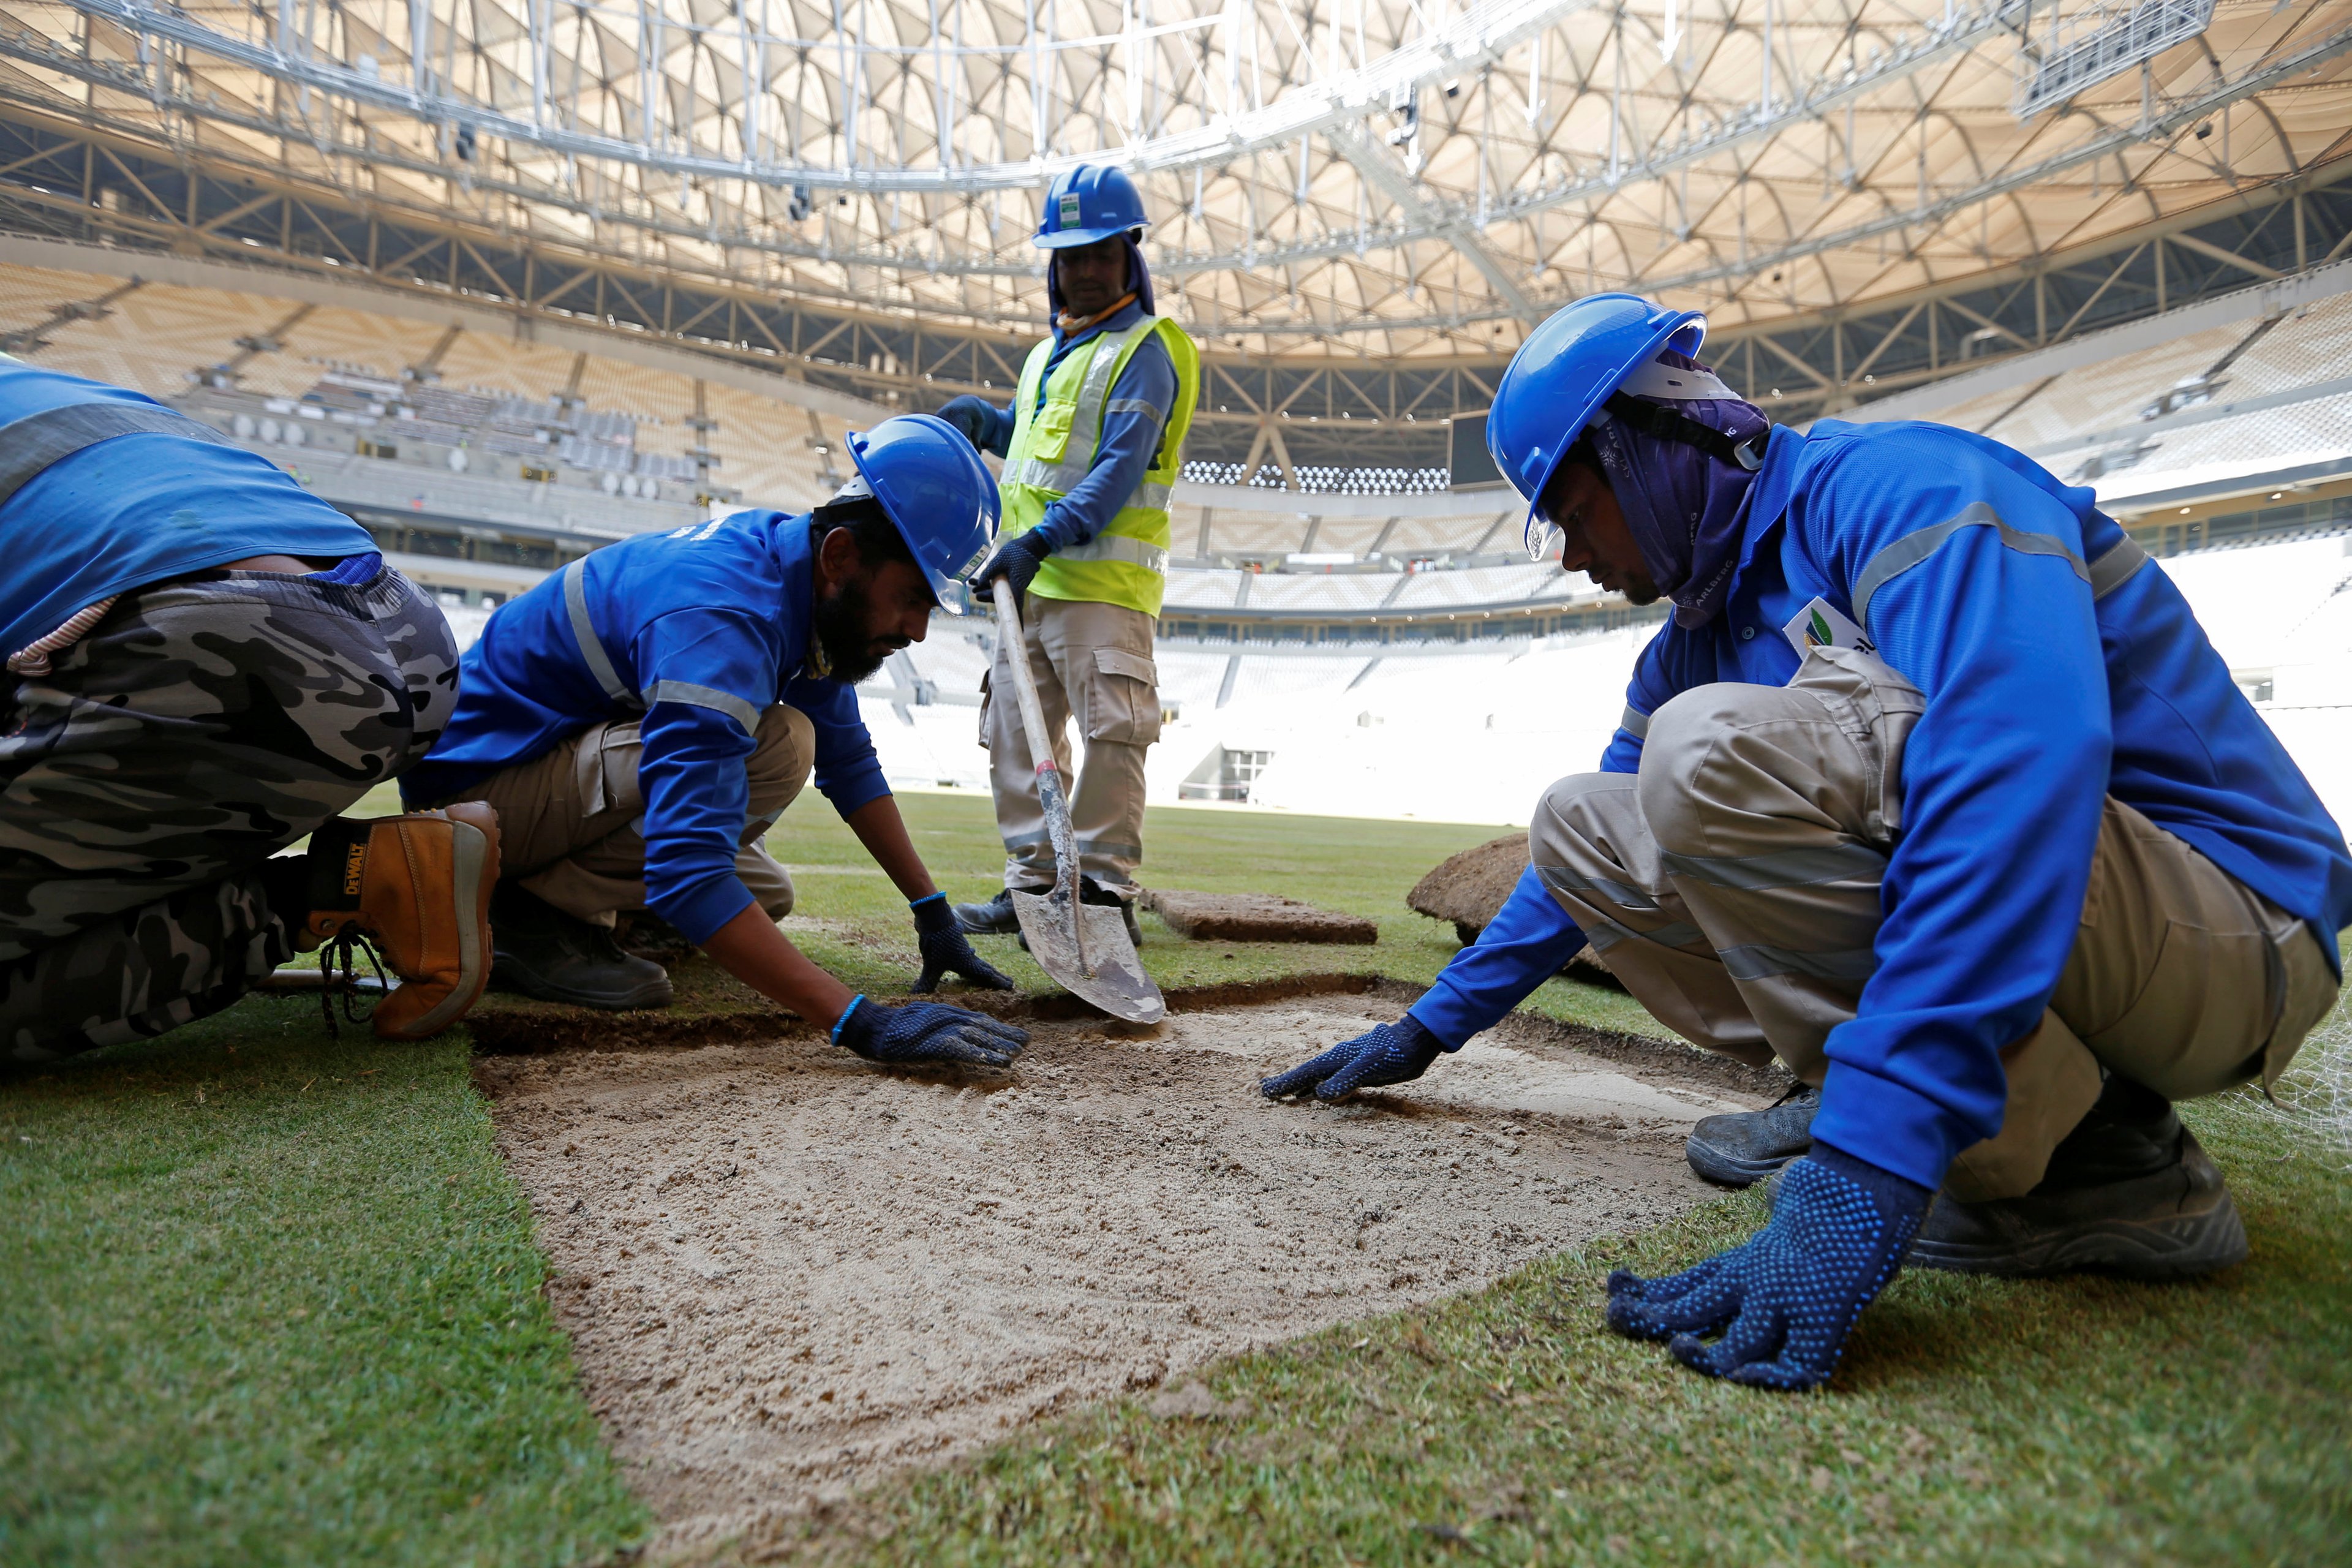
[{"left": 1782, "top": 595, "right": 1875, "bottom": 658}]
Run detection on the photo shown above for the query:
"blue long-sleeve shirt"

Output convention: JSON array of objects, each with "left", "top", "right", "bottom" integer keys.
[
  {"left": 0, "top": 360, "right": 374, "bottom": 656},
  {"left": 1411, "top": 418, "right": 2352, "bottom": 1189},
  {"left": 402, "top": 512, "right": 889, "bottom": 943},
  {"left": 967, "top": 301, "right": 1178, "bottom": 550}
]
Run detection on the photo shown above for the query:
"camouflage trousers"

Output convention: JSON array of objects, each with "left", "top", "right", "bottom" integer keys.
[{"left": 0, "top": 562, "right": 457, "bottom": 1061}]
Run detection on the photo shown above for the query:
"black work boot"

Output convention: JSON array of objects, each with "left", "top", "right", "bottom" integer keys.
[
  {"left": 953, "top": 887, "right": 1027, "bottom": 935},
  {"left": 1909, "top": 1076, "right": 2247, "bottom": 1280},
  {"left": 1686, "top": 1082, "right": 1820, "bottom": 1187},
  {"left": 490, "top": 883, "right": 674, "bottom": 1010},
  {"left": 1081, "top": 876, "right": 1145, "bottom": 948}
]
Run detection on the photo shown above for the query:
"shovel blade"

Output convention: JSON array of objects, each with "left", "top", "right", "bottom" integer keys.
[{"left": 1011, "top": 891, "right": 1166, "bottom": 1024}]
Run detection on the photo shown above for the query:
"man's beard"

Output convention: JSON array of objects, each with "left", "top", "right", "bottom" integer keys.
[
  {"left": 1620, "top": 575, "right": 1660, "bottom": 606},
  {"left": 813, "top": 576, "right": 897, "bottom": 684}
]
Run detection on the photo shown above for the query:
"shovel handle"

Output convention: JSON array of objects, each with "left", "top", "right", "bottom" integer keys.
[{"left": 991, "top": 579, "right": 1087, "bottom": 970}]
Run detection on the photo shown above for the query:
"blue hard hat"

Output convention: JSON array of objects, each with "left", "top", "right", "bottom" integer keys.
[
  {"left": 1487, "top": 293, "right": 1708, "bottom": 559},
  {"left": 842, "top": 413, "right": 1000, "bottom": 615},
  {"left": 1036, "top": 164, "right": 1150, "bottom": 249}
]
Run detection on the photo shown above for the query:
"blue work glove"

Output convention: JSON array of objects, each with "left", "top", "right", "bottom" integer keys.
[
  {"left": 832, "top": 993, "right": 1028, "bottom": 1068},
  {"left": 970, "top": 530, "right": 1054, "bottom": 614},
  {"left": 935, "top": 394, "right": 1001, "bottom": 452},
  {"left": 1606, "top": 1142, "right": 1931, "bottom": 1391},
  {"left": 910, "top": 891, "right": 1014, "bottom": 993},
  {"left": 1259, "top": 1016, "right": 1444, "bottom": 1101}
]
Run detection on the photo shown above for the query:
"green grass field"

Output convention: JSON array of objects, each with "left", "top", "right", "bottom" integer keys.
[{"left": 4, "top": 790, "right": 2346, "bottom": 1566}]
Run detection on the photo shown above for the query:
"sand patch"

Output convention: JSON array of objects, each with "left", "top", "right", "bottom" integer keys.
[{"left": 477, "top": 1000, "right": 1755, "bottom": 1553}]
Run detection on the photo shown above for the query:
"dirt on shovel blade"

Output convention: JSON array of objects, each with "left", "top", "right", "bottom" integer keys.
[{"left": 1012, "top": 889, "right": 1164, "bottom": 1023}]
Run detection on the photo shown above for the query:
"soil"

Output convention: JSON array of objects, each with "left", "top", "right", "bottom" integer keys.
[
  {"left": 1139, "top": 888, "right": 1379, "bottom": 944},
  {"left": 477, "top": 997, "right": 1758, "bottom": 1555},
  {"left": 1406, "top": 834, "right": 1619, "bottom": 986}
]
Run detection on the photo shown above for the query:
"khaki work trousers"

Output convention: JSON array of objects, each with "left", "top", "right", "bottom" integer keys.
[
  {"left": 983, "top": 596, "right": 1161, "bottom": 891},
  {"left": 440, "top": 704, "right": 812, "bottom": 928},
  {"left": 1531, "top": 645, "right": 2339, "bottom": 1202}
]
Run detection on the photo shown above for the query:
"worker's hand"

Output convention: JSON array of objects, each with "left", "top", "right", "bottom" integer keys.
[
  {"left": 834, "top": 995, "right": 1028, "bottom": 1068},
  {"left": 1260, "top": 1016, "right": 1442, "bottom": 1101},
  {"left": 909, "top": 892, "right": 1015, "bottom": 993},
  {"left": 970, "top": 530, "right": 1054, "bottom": 616},
  {"left": 1605, "top": 1143, "right": 1931, "bottom": 1391},
  {"left": 935, "top": 394, "right": 1000, "bottom": 451}
]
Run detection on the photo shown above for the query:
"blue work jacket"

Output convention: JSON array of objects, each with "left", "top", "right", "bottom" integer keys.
[
  {"left": 404, "top": 513, "right": 888, "bottom": 943},
  {"left": 1412, "top": 419, "right": 2352, "bottom": 1188},
  {"left": 0, "top": 360, "right": 374, "bottom": 657}
]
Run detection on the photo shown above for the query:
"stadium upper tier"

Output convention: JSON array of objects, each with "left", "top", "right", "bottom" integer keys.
[{"left": 0, "top": 252, "right": 2346, "bottom": 644}]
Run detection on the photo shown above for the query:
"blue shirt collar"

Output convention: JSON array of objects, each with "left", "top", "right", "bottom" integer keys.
[
  {"left": 1725, "top": 424, "right": 1808, "bottom": 592},
  {"left": 772, "top": 512, "right": 823, "bottom": 682}
]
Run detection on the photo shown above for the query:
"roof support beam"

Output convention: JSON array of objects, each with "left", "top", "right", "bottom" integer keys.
[
  {"left": 1325, "top": 120, "right": 1538, "bottom": 324},
  {"left": 33, "top": 0, "right": 1600, "bottom": 194}
]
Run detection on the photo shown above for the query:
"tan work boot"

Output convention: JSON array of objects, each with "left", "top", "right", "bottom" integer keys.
[{"left": 301, "top": 804, "right": 501, "bottom": 1039}]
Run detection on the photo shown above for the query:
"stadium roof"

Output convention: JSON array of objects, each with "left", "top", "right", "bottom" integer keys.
[{"left": 4, "top": 0, "right": 2348, "bottom": 364}]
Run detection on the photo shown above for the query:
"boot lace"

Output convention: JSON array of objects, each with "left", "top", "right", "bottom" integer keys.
[{"left": 317, "top": 924, "right": 391, "bottom": 1037}]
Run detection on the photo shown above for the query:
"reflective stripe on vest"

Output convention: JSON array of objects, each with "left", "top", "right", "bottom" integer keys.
[
  {"left": 1058, "top": 535, "right": 1171, "bottom": 573},
  {"left": 999, "top": 312, "right": 1200, "bottom": 619},
  {"left": 1005, "top": 319, "right": 1156, "bottom": 493}
]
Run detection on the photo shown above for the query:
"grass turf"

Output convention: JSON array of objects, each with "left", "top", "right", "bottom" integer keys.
[
  {"left": 0, "top": 1005, "right": 649, "bottom": 1567},
  {"left": 6, "top": 788, "right": 2346, "bottom": 1564}
]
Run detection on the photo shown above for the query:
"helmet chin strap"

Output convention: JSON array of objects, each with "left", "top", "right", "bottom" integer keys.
[{"left": 1602, "top": 391, "right": 1771, "bottom": 473}]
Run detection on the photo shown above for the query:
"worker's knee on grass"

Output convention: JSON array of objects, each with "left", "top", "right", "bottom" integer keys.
[
  {"left": 738, "top": 843, "right": 796, "bottom": 921},
  {"left": 746, "top": 704, "right": 815, "bottom": 816}
]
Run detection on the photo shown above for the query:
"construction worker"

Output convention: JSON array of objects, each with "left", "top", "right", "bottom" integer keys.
[
  {"left": 1, "top": 356, "right": 499, "bottom": 1058},
  {"left": 1265, "top": 293, "right": 2348, "bottom": 1390},
  {"left": 937, "top": 163, "right": 1202, "bottom": 944},
  {"left": 402, "top": 414, "right": 1027, "bottom": 1071}
]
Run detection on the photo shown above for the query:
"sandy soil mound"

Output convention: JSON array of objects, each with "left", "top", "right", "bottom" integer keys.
[
  {"left": 478, "top": 1000, "right": 1752, "bottom": 1553},
  {"left": 1408, "top": 834, "right": 1619, "bottom": 986},
  {"left": 1140, "top": 888, "right": 1378, "bottom": 943}
]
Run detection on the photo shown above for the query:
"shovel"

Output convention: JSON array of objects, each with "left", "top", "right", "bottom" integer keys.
[{"left": 991, "top": 577, "right": 1164, "bottom": 1024}]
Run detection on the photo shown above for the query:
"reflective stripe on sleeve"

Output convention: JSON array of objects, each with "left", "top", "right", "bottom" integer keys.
[
  {"left": 1104, "top": 396, "right": 1168, "bottom": 427},
  {"left": 562, "top": 559, "right": 634, "bottom": 704},
  {"left": 1852, "top": 501, "right": 2090, "bottom": 632},
  {"left": 1619, "top": 704, "right": 1651, "bottom": 739},
  {"left": 643, "top": 679, "right": 763, "bottom": 733},
  {"left": 2087, "top": 534, "right": 2149, "bottom": 599}
]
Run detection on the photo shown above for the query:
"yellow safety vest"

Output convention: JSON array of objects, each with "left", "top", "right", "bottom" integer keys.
[{"left": 998, "top": 315, "right": 1200, "bottom": 618}]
